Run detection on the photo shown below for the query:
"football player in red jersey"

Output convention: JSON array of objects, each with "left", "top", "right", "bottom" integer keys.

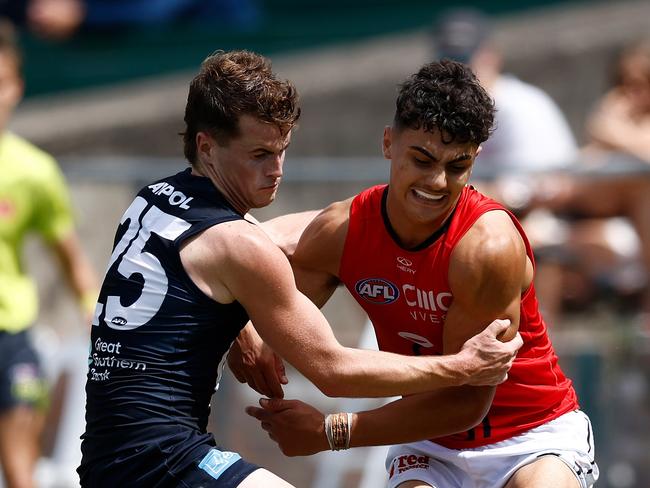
[{"left": 246, "top": 60, "right": 598, "bottom": 488}]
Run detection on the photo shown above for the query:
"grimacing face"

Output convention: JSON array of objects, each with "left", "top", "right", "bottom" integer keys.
[
  {"left": 383, "top": 125, "right": 479, "bottom": 247},
  {"left": 195, "top": 114, "right": 291, "bottom": 214}
]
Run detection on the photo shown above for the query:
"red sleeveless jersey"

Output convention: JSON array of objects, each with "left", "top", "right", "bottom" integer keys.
[{"left": 339, "top": 184, "right": 578, "bottom": 449}]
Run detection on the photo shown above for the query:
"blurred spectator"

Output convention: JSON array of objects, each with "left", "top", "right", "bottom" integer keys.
[
  {"left": 0, "top": 20, "right": 97, "bottom": 487},
  {"left": 531, "top": 39, "right": 650, "bottom": 326},
  {"left": 557, "top": 38, "right": 650, "bottom": 322},
  {"left": 433, "top": 8, "right": 578, "bottom": 174},
  {"left": 1, "top": 0, "right": 261, "bottom": 40},
  {"left": 431, "top": 8, "right": 581, "bottom": 324},
  {"left": 585, "top": 38, "right": 650, "bottom": 163},
  {"left": 432, "top": 10, "right": 650, "bottom": 327}
]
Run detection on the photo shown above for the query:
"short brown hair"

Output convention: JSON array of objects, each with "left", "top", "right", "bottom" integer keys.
[{"left": 182, "top": 50, "right": 301, "bottom": 164}]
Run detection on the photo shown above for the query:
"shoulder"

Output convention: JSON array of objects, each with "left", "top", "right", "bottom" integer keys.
[
  {"left": 454, "top": 210, "right": 525, "bottom": 268},
  {"left": 311, "top": 198, "right": 352, "bottom": 236},
  {"left": 450, "top": 210, "right": 526, "bottom": 305},
  {"left": 2, "top": 133, "right": 66, "bottom": 195},
  {"left": 194, "top": 218, "right": 282, "bottom": 266},
  {"left": 293, "top": 197, "right": 353, "bottom": 276},
  {"left": 303, "top": 197, "right": 352, "bottom": 244},
  {"left": 2, "top": 133, "right": 58, "bottom": 171},
  {"left": 181, "top": 218, "right": 292, "bottom": 300}
]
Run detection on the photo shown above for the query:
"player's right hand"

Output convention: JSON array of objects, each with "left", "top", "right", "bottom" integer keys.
[
  {"left": 460, "top": 319, "right": 523, "bottom": 386},
  {"left": 228, "top": 322, "right": 287, "bottom": 398},
  {"left": 245, "top": 398, "right": 329, "bottom": 456}
]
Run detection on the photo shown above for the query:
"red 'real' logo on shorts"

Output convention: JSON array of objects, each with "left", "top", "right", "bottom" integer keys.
[{"left": 389, "top": 454, "right": 431, "bottom": 478}]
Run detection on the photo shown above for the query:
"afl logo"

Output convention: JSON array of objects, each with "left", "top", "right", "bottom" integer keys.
[
  {"left": 355, "top": 278, "right": 399, "bottom": 304},
  {"left": 110, "top": 316, "right": 128, "bottom": 326}
]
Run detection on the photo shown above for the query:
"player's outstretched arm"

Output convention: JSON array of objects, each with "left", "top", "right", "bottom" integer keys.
[
  {"left": 246, "top": 386, "right": 488, "bottom": 456},
  {"left": 182, "top": 220, "right": 520, "bottom": 398},
  {"left": 246, "top": 322, "right": 521, "bottom": 456},
  {"left": 229, "top": 210, "right": 320, "bottom": 398},
  {"left": 246, "top": 210, "right": 529, "bottom": 455}
]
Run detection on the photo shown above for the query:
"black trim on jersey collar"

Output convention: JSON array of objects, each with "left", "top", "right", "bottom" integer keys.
[{"left": 380, "top": 186, "right": 455, "bottom": 252}]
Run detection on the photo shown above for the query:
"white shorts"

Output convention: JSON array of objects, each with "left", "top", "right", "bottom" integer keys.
[{"left": 386, "top": 410, "right": 598, "bottom": 488}]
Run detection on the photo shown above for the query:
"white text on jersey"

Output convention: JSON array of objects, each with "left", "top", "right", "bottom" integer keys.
[{"left": 148, "top": 182, "right": 193, "bottom": 209}]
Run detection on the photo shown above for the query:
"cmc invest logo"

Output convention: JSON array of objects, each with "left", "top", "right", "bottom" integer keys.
[{"left": 355, "top": 278, "right": 399, "bottom": 304}]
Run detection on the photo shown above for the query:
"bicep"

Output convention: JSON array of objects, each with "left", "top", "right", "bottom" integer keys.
[
  {"left": 444, "top": 212, "right": 526, "bottom": 353},
  {"left": 216, "top": 227, "right": 341, "bottom": 369},
  {"left": 293, "top": 264, "right": 339, "bottom": 309},
  {"left": 290, "top": 201, "right": 349, "bottom": 308}
]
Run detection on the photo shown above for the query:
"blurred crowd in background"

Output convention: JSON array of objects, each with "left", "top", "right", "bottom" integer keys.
[
  {"left": 0, "top": 0, "right": 649, "bottom": 487},
  {"left": 1, "top": 0, "right": 261, "bottom": 40}
]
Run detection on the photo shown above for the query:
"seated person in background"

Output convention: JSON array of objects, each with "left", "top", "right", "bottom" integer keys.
[
  {"left": 432, "top": 8, "right": 578, "bottom": 176},
  {"left": 544, "top": 37, "right": 650, "bottom": 325},
  {"left": 585, "top": 38, "right": 650, "bottom": 163},
  {"left": 433, "top": 9, "right": 650, "bottom": 327}
]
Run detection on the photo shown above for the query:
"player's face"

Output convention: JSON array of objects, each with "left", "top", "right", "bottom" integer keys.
[
  {"left": 199, "top": 114, "right": 291, "bottom": 213},
  {"left": 383, "top": 125, "right": 479, "bottom": 246},
  {"left": 0, "top": 51, "right": 23, "bottom": 132}
]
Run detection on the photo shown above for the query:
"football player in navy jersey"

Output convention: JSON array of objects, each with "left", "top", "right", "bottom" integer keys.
[{"left": 78, "top": 50, "right": 522, "bottom": 488}]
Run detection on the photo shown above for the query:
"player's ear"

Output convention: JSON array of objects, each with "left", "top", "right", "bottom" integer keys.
[
  {"left": 382, "top": 126, "right": 393, "bottom": 160},
  {"left": 196, "top": 131, "right": 215, "bottom": 162}
]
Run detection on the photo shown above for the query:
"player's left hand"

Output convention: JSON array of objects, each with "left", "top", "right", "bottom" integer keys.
[
  {"left": 246, "top": 398, "right": 329, "bottom": 456},
  {"left": 228, "top": 323, "right": 287, "bottom": 398}
]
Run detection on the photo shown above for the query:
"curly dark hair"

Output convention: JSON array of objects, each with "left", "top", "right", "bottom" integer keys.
[
  {"left": 394, "top": 59, "right": 495, "bottom": 144},
  {"left": 182, "top": 50, "right": 301, "bottom": 164}
]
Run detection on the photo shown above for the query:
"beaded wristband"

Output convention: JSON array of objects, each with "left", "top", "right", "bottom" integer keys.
[{"left": 324, "top": 412, "right": 352, "bottom": 451}]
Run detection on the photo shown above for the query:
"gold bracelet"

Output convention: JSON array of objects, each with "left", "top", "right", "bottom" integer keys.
[{"left": 325, "top": 412, "right": 351, "bottom": 451}]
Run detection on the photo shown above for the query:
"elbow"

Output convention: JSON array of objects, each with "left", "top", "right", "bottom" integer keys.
[
  {"left": 317, "top": 381, "right": 340, "bottom": 398},
  {"left": 308, "top": 361, "right": 354, "bottom": 398},
  {"left": 311, "top": 369, "right": 348, "bottom": 398},
  {"left": 458, "top": 401, "right": 492, "bottom": 432},
  {"left": 451, "top": 387, "right": 494, "bottom": 433}
]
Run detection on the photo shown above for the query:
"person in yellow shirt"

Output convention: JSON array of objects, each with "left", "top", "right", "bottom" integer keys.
[{"left": 0, "top": 21, "right": 97, "bottom": 488}]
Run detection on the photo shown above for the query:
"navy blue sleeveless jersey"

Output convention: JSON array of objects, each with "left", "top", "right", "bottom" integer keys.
[{"left": 78, "top": 168, "right": 250, "bottom": 487}]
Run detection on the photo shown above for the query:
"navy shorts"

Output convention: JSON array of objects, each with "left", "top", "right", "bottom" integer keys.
[
  {"left": 166, "top": 448, "right": 259, "bottom": 487},
  {"left": 0, "top": 330, "right": 48, "bottom": 412}
]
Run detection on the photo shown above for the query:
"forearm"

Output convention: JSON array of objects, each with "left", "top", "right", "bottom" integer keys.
[
  {"left": 350, "top": 386, "right": 493, "bottom": 447},
  {"left": 53, "top": 232, "right": 99, "bottom": 316},
  {"left": 591, "top": 117, "right": 650, "bottom": 162},
  {"left": 312, "top": 347, "right": 469, "bottom": 398}
]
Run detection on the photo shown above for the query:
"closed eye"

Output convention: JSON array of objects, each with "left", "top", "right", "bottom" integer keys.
[{"left": 448, "top": 164, "right": 470, "bottom": 173}]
